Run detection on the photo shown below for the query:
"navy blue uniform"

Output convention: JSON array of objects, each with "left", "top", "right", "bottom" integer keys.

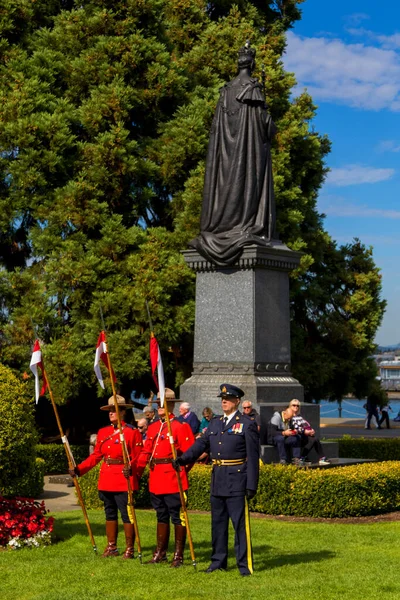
[{"left": 180, "top": 411, "right": 259, "bottom": 575}]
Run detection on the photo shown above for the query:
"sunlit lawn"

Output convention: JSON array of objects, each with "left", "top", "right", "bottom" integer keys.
[{"left": 1, "top": 509, "right": 400, "bottom": 600}]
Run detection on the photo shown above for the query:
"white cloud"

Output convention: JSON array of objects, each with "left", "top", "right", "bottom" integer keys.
[
  {"left": 377, "top": 140, "right": 400, "bottom": 153},
  {"left": 285, "top": 32, "right": 400, "bottom": 111},
  {"left": 376, "top": 33, "right": 400, "bottom": 50},
  {"left": 325, "top": 165, "right": 395, "bottom": 186},
  {"left": 346, "top": 27, "right": 400, "bottom": 50},
  {"left": 344, "top": 13, "right": 370, "bottom": 27},
  {"left": 319, "top": 196, "right": 400, "bottom": 220}
]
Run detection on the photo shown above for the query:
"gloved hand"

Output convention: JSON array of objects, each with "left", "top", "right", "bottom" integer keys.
[
  {"left": 122, "top": 465, "right": 132, "bottom": 479},
  {"left": 246, "top": 489, "right": 256, "bottom": 500},
  {"left": 172, "top": 457, "right": 185, "bottom": 472},
  {"left": 68, "top": 466, "right": 79, "bottom": 478}
]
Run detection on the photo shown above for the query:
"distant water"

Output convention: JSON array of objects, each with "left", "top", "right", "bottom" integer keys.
[{"left": 319, "top": 399, "right": 400, "bottom": 419}]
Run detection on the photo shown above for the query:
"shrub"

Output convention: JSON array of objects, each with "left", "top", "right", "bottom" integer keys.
[
  {"left": 338, "top": 436, "right": 400, "bottom": 461},
  {"left": 0, "top": 496, "right": 54, "bottom": 549},
  {"left": 0, "top": 364, "right": 43, "bottom": 497},
  {"left": 78, "top": 461, "right": 400, "bottom": 518},
  {"left": 187, "top": 464, "right": 211, "bottom": 511},
  {"left": 78, "top": 464, "right": 151, "bottom": 509},
  {"left": 251, "top": 462, "right": 400, "bottom": 517},
  {"left": 36, "top": 444, "right": 89, "bottom": 474}
]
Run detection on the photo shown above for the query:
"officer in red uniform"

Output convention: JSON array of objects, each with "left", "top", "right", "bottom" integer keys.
[
  {"left": 136, "top": 388, "right": 195, "bottom": 567},
  {"left": 69, "top": 395, "right": 143, "bottom": 558}
]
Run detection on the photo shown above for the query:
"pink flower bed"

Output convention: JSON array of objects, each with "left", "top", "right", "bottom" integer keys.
[{"left": 0, "top": 496, "right": 54, "bottom": 549}]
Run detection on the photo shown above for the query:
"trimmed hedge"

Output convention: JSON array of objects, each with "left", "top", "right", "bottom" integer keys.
[
  {"left": 338, "top": 436, "right": 400, "bottom": 461},
  {"left": 79, "top": 464, "right": 151, "bottom": 509},
  {"left": 252, "top": 462, "right": 400, "bottom": 518},
  {"left": 1, "top": 458, "right": 45, "bottom": 499},
  {"left": 36, "top": 444, "right": 89, "bottom": 474},
  {"left": 0, "top": 364, "right": 42, "bottom": 498},
  {"left": 78, "top": 461, "right": 400, "bottom": 518}
]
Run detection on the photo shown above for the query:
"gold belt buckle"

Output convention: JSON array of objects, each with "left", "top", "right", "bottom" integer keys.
[{"left": 214, "top": 459, "right": 222, "bottom": 466}]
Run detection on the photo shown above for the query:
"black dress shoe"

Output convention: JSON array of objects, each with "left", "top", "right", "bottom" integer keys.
[
  {"left": 206, "top": 565, "right": 226, "bottom": 573},
  {"left": 241, "top": 571, "right": 251, "bottom": 577}
]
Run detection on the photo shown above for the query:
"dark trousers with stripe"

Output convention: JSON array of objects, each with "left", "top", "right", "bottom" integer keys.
[
  {"left": 150, "top": 492, "right": 183, "bottom": 525},
  {"left": 210, "top": 494, "right": 253, "bottom": 575}
]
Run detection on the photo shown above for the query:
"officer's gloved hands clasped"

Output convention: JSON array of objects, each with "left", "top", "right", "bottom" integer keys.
[
  {"left": 122, "top": 465, "right": 132, "bottom": 479},
  {"left": 172, "top": 457, "right": 185, "bottom": 472},
  {"left": 246, "top": 489, "right": 256, "bottom": 500},
  {"left": 68, "top": 466, "right": 79, "bottom": 478}
]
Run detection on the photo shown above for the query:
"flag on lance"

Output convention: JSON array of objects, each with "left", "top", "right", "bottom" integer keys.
[
  {"left": 30, "top": 340, "right": 48, "bottom": 403},
  {"left": 149, "top": 335, "right": 165, "bottom": 406},
  {"left": 94, "top": 331, "right": 116, "bottom": 389}
]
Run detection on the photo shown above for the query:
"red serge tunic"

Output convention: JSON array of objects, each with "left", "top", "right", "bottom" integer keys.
[
  {"left": 77, "top": 423, "right": 143, "bottom": 492},
  {"left": 136, "top": 416, "right": 195, "bottom": 495}
]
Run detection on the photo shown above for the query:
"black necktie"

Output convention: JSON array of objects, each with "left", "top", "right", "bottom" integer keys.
[{"left": 223, "top": 417, "right": 228, "bottom": 427}]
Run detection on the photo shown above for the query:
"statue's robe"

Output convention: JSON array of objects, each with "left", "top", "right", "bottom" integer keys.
[{"left": 190, "top": 77, "right": 278, "bottom": 266}]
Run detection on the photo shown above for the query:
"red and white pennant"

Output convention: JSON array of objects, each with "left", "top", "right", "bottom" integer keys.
[{"left": 29, "top": 340, "right": 48, "bottom": 403}]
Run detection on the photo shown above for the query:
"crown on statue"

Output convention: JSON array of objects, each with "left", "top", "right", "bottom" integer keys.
[{"left": 238, "top": 40, "right": 256, "bottom": 60}]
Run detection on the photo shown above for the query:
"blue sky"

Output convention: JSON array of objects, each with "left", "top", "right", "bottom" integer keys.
[{"left": 284, "top": 0, "right": 400, "bottom": 346}]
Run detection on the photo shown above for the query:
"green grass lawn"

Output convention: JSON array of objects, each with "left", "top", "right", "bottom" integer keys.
[{"left": 1, "top": 509, "right": 400, "bottom": 600}]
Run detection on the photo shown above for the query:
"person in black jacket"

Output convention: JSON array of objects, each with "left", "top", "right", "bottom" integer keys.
[{"left": 174, "top": 383, "right": 259, "bottom": 577}]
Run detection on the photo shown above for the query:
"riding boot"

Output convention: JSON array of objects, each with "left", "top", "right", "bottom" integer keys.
[
  {"left": 122, "top": 523, "right": 135, "bottom": 559},
  {"left": 147, "top": 522, "right": 170, "bottom": 563},
  {"left": 170, "top": 524, "right": 186, "bottom": 568},
  {"left": 102, "top": 520, "right": 119, "bottom": 557}
]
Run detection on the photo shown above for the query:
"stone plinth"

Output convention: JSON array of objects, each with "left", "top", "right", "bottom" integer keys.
[{"left": 180, "top": 243, "right": 304, "bottom": 414}]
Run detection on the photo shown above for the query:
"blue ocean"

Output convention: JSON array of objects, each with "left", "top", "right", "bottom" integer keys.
[{"left": 319, "top": 399, "right": 400, "bottom": 419}]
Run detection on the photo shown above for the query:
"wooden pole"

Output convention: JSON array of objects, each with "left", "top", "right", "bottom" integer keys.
[
  {"left": 163, "top": 397, "right": 197, "bottom": 569},
  {"left": 100, "top": 326, "right": 142, "bottom": 563},
  {"left": 41, "top": 368, "right": 97, "bottom": 553},
  {"left": 144, "top": 300, "right": 196, "bottom": 569}
]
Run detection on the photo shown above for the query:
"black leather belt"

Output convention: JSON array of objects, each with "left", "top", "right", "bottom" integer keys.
[{"left": 104, "top": 458, "right": 124, "bottom": 465}]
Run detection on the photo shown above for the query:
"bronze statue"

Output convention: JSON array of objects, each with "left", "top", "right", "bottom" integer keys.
[{"left": 190, "top": 42, "right": 278, "bottom": 266}]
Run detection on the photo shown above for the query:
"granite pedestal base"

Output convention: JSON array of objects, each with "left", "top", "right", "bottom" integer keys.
[{"left": 180, "top": 244, "right": 304, "bottom": 415}]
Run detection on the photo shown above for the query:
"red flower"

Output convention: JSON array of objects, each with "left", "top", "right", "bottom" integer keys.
[{"left": 0, "top": 496, "right": 55, "bottom": 547}]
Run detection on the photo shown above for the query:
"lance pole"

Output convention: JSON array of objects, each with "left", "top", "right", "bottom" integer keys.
[
  {"left": 41, "top": 367, "right": 97, "bottom": 553},
  {"left": 145, "top": 301, "right": 196, "bottom": 569},
  {"left": 99, "top": 308, "right": 142, "bottom": 563},
  {"left": 163, "top": 393, "right": 197, "bottom": 570}
]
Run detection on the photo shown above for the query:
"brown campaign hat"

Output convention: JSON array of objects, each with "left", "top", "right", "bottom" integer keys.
[
  {"left": 100, "top": 394, "right": 134, "bottom": 411},
  {"left": 155, "top": 388, "right": 183, "bottom": 404}
]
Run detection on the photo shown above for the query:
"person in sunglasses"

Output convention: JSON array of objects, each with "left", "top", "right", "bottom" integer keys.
[{"left": 288, "top": 399, "right": 330, "bottom": 465}]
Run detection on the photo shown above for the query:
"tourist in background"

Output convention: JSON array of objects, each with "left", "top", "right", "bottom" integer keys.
[
  {"left": 379, "top": 401, "right": 392, "bottom": 429},
  {"left": 241, "top": 400, "right": 260, "bottom": 431},
  {"left": 288, "top": 399, "right": 330, "bottom": 465},
  {"left": 177, "top": 402, "right": 200, "bottom": 435},
  {"left": 268, "top": 405, "right": 301, "bottom": 465},
  {"left": 198, "top": 407, "right": 216, "bottom": 434},
  {"left": 137, "top": 418, "right": 148, "bottom": 440}
]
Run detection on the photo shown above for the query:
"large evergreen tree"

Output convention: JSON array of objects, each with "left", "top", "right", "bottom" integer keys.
[{"left": 0, "top": 0, "right": 385, "bottom": 404}]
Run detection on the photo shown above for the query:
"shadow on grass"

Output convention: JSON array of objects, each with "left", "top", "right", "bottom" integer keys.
[
  {"left": 51, "top": 515, "right": 336, "bottom": 572},
  {"left": 255, "top": 548, "right": 336, "bottom": 571},
  {"left": 52, "top": 514, "right": 106, "bottom": 540},
  {"left": 52, "top": 515, "right": 215, "bottom": 562}
]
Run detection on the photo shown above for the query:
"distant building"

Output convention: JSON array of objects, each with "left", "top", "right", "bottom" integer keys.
[{"left": 379, "top": 357, "right": 400, "bottom": 391}]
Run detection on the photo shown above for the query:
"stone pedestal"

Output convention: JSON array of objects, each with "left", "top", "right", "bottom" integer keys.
[{"left": 180, "top": 243, "right": 304, "bottom": 414}]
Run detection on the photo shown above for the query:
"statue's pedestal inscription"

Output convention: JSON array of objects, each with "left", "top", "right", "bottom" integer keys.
[{"left": 180, "top": 244, "right": 304, "bottom": 413}]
